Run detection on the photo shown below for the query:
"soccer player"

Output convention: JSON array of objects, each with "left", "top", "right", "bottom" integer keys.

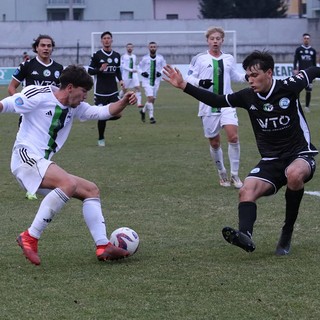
[
  {"left": 186, "top": 27, "right": 245, "bottom": 189},
  {"left": 8, "top": 34, "right": 64, "bottom": 200},
  {"left": 163, "top": 50, "right": 318, "bottom": 256},
  {"left": 138, "top": 41, "right": 166, "bottom": 124},
  {"left": 293, "top": 33, "right": 317, "bottom": 113},
  {"left": 8, "top": 35, "right": 63, "bottom": 95},
  {"left": 88, "top": 31, "right": 124, "bottom": 147},
  {"left": 120, "top": 43, "right": 143, "bottom": 107},
  {"left": 0, "top": 65, "right": 137, "bottom": 266}
]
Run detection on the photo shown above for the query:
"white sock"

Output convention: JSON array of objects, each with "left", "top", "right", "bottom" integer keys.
[
  {"left": 228, "top": 142, "right": 240, "bottom": 176},
  {"left": 210, "top": 146, "right": 226, "bottom": 173},
  {"left": 142, "top": 103, "right": 147, "bottom": 113},
  {"left": 146, "top": 102, "right": 154, "bottom": 118},
  {"left": 29, "top": 188, "right": 69, "bottom": 239},
  {"left": 82, "top": 198, "right": 108, "bottom": 246},
  {"left": 136, "top": 91, "right": 142, "bottom": 105}
]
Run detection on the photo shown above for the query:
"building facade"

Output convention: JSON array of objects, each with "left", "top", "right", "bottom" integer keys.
[{"left": 0, "top": 0, "right": 317, "bottom": 22}]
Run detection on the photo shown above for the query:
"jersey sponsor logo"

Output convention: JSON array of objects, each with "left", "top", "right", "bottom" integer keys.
[
  {"left": 279, "top": 98, "right": 290, "bottom": 109},
  {"left": 104, "top": 66, "right": 117, "bottom": 72},
  {"left": 31, "top": 71, "right": 39, "bottom": 75},
  {"left": 45, "top": 110, "right": 53, "bottom": 117},
  {"left": 43, "top": 69, "right": 51, "bottom": 77},
  {"left": 207, "top": 64, "right": 212, "bottom": 68},
  {"left": 14, "top": 97, "right": 24, "bottom": 106},
  {"left": 257, "top": 115, "right": 290, "bottom": 129},
  {"left": 249, "top": 104, "right": 258, "bottom": 111},
  {"left": 262, "top": 103, "right": 274, "bottom": 112},
  {"left": 250, "top": 167, "right": 260, "bottom": 174},
  {"left": 34, "top": 80, "right": 57, "bottom": 86}
]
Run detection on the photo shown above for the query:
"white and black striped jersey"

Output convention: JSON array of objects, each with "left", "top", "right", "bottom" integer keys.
[
  {"left": 184, "top": 67, "right": 319, "bottom": 159},
  {"left": 88, "top": 49, "right": 122, "bottom": 96},
  {"left": 293, "top": 45, "right": 317, "bottom": 71},
  {"left": 1, "top": 85, "right": 112, "bottom": 160},
  {"left": 12, "top": 56, "right": 63, "bottom": 87},
  {"left": 186, "top": 51, "right": 245, "bottom": 116}
]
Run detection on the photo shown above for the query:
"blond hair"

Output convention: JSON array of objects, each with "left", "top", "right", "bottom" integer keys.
[{"left": 205, "top": 27, "right": 225, "bottom": 39}]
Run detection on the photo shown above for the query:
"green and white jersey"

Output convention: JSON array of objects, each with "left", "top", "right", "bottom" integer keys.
[
  {"left": 138, "top": 54, "right": 166, "bottom": 86},
  {"left": 186, "top": 51, "right": 245, "bottom": 117},
  {"left": 121, "top": 53, "right": 139, "bottom": 80},
  {"left": 1, "top": 85, "right": 111, "bottom": 159}
]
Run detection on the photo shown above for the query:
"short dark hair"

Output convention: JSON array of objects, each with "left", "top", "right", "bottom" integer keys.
[
  {"left": 59, "top": 65, "right": 93, "bottom": 91},
  {"left": 32, "top": 34, "right": 55, "bottom": 53},
  {"left": 303, "top": 33, "right": 311, "bottom": 38},
  {"left": 242, "top": 50, "right": 274, "bottom": 73},
  {"left": 101, "top": 31, "right": 112, "bottom": 39}
]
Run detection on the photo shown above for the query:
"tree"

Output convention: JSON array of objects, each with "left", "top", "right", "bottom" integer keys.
[{"left": 199, "top": 0, "right": 288, "bottom": 19}]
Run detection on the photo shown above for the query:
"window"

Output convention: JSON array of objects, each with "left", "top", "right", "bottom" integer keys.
[
  {"left": 120, "top": 11, "right": 134, "bottom": 20},
  {"left": 166, "top": 14, "right": 179, "bottom": 20}
]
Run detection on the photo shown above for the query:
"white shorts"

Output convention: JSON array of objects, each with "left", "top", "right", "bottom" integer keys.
[
  {"left": 201, "top": 107, "right": 238, "bottom": 138},
  {"left": 11, "top": 147, "right": 53, "bottom": 194},
  {"left": 123, "top": 77, "right": 140, "bottom": 89},
  {"left": 141, "top": 81, "right": 160, "bottom": 98}
]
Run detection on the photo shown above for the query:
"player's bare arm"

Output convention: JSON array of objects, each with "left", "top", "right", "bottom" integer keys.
[
  {"left": 108, "top": 91, "right": 137, "bottom": 116},
  {"left": 163, "top": 65, "right": 187, "bottom": 90}
]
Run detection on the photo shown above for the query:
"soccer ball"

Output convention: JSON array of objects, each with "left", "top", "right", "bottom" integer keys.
[{"left": 110, "top": 227, "right": 139, "bottom": 256}]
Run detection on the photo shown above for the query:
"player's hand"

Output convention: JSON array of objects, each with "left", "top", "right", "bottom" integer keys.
[
  {"left": 156, "top": 72, "right": 162, "bottom": 77},
  {"left": 163, "top": 65, "right": 187, "bottom": 90},
  {"left": 100, "top": 63, "right": 108, "bottom": 71},
  {"left": 141, "top": 72, "right": 149, "bottom": 78},
  {"left": 199, "top": 79, "right": 213, "bottom": 89},
  {"left": 123, "top": 91, "right": 137, "bottom": 105}
]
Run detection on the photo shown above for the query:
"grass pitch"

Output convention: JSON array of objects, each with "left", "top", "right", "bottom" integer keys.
[{"left": 0, "top": 82, "right": 320, "bottom": 319}]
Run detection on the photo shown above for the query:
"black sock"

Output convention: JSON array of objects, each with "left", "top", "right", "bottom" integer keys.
[
  {"left": 97, "top": 120, "right": 106, "bottom": 140},
  {"left": 283, "top": 188, "right": 304, "bottom": 234},
  {"left": 306, "top": 92, "right": 311, "bottom": 107},
  {"left": 238, "top": 201, "right": 257, "bottom": 237}
]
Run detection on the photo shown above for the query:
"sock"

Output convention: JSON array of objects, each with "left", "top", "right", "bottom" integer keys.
[
  {"left": 238, "top": 201, "right": 257, "bottom": 237},
  {"left": 305, "top": 92, "right": 311, "bottom": 108},
  {"left": 228, "top": 142, "right": 240, "bottom": 176},
  {"left": 136, "top": 91, "right": 142, "bottom": 105},
  {"left": 83, "top": 198, "right": 108, "bottom": 246},
  {"left": 28, "top": 188, "right": 69, "bottom": 239},
  {"left": 145, "top": 102, "right": 154, "bottom": 118},
  {"left": 97, "top": 120, "right": 106, "bottom": 140},
  {"left": 282, "top": 188, "right": 304, "bottom": 234},
  {"left": 209, "top": 145, "right": 226, "bottom": 173},
  {"left": 142, "top": 103, "right": 147, "bottom": 113}
]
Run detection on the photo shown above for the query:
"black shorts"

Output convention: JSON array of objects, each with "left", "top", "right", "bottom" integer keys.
[
  {"left": 247, "top": 155, "right": 316, "bottom": 194},
  {"left": 94, "top": 93, "right": 119, "bottom": 106}
]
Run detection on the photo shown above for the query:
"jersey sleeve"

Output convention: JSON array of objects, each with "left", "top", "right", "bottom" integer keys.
[
  {"left": 229, "top": 56, "right": 246, "bottom": 83},
  {"left": 74, "top": 102, "right": 112, "bottom": 121},
  {"left": 88, "top": 52, "right": 101, "bottom": 75},
  {"left": 1, "top": 90, "right": 37, "bottom": 114},
  {"left": 12, "top": 61, "right": 28, "bottom": 83},
  {"left": 186, "top": 56, "right": 201, "bottom": 87}
]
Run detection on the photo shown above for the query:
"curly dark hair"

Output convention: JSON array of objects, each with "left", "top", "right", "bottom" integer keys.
[{"left": 59, "top": 65, "right": 93, "bottom": 91}]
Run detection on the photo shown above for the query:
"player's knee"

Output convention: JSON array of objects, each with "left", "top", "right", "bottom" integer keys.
[{"left": 86, "top": 181, "right": 100, "bottom": 198}]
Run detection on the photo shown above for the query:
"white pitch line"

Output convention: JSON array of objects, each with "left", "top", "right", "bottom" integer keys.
[{"left": 304, "top": 191, "right": 320, "bottom": 197}]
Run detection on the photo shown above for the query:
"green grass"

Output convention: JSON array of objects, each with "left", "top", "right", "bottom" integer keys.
[{"left": 0, "top": 82, "right": 320, "bottom": 319}]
